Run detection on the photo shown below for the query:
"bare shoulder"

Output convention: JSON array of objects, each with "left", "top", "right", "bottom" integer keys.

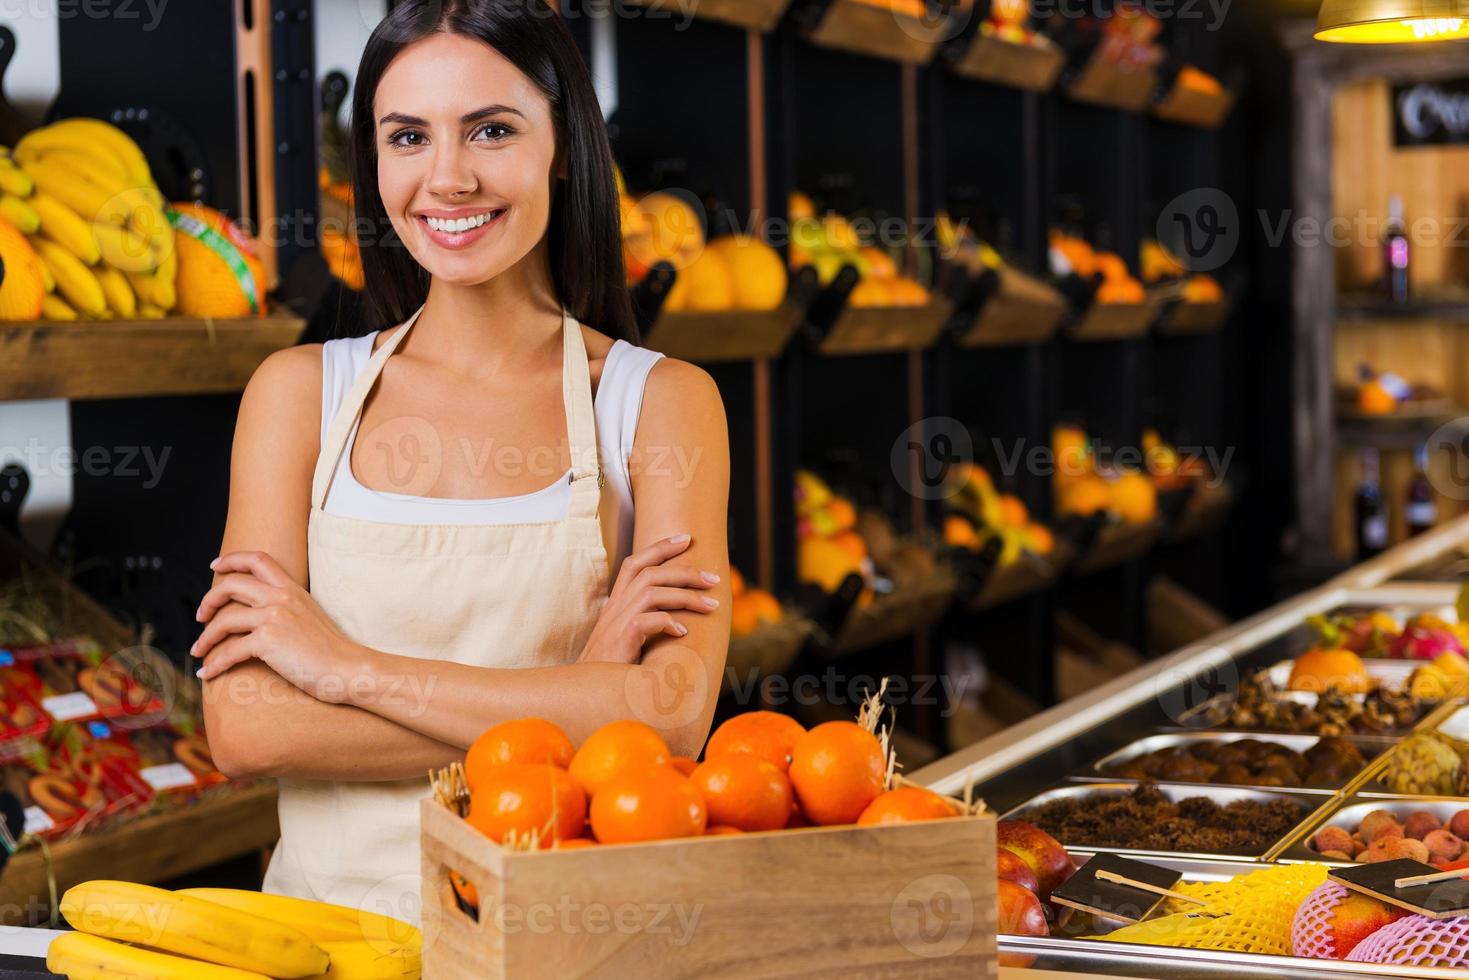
[
  {"left": 238, "top": 343, "right": 323, "bottom": 451},
  {"left": 639, "top": 357, "right": 727, "bottom": 433}
]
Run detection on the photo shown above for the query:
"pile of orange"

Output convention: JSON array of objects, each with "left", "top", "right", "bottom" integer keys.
[
  {"left": 1050, "top": 229, "right": 1144, "bottom": 304},
  {"left": 452, "top": 711, "right": 964, "bottom": 909},
  {"left": 1053, "top": 424, "right": 1159, "bottom": 525}
]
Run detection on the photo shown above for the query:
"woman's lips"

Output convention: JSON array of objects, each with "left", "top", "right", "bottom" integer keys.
[{"left": 416, "top": 209, "right": 507, "bottom": 250}]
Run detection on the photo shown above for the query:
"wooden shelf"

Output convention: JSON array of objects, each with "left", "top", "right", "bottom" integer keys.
[
  {"left": 1165, "top": 481, "right": 1234, "bottom": 543},
  {"left": 956, "top": 267, "right": 1067, "bottom": 347},
  {"left": 1072, "top": 519, "right": 1162, "bottom": 575},
  {"left": 947, "top": 33, "right": 1064, "bottom": 92},
  {"left": 1337, "top": 288, "right": 1469, "bottom": 323},
  {"left": 0, "top": 783, "right": 278, "bottom": 925},
  {"left": 968, "top": 551, "right": 1064, "bottom": 611},
  {"left": 642, "top": 305, "right": 806, "bottom": 363},
  {"left": 1067, "top": 290, "right": 1169, "bottom": 340},
  {"left": 0, "top": 313, "right": 305, "bottom": 402},
  {"left": 1336, "top": 409, "right": 1460, "bottom": 450},
  {"left": 817, "top": 297, "right": 954, "bottom": 355},
  {"left": 1158, "top": 296, "right": 1231, "bottom": 335},
  {"left": 724, "top": 614, "right": 814, "bottom": 683},
  {"left": 1065, "top": 54, "right": 1159, "bottom": 113},
  {"left": 1153, "top": 83, "right": 1235, "bottom": 129},
  {"left": 627, "top": 0, "right": 792, "bottom": 31},
  {"left": 820, "top": 564, "right": 958, "bottom": 656},
  {"left": 804, "top": 0, "right": 944, "bottom": 64}
]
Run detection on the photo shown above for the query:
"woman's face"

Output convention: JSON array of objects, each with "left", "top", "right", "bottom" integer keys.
[{"left": 374, "top": 32, "right": 559, "bottom": 286}]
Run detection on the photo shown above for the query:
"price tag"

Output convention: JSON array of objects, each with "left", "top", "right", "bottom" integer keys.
[
  {"left": 42, "top": 692, "right": 98, "bottom": 722},
  {"left": 140, "top": 763, "right": 197, "bottom": 792}
]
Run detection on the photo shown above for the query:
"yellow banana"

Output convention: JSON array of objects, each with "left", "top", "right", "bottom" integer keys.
[
  {"left": 96, "top": 185, "right": 173, "bottom": 258},
  {"left": 0, "top": 158, "right": 32, "bottom": 196},
  {"left": 40, "top": 260, "right": 54, "bottom": 293},
  {"left": 95, "top": 221, "right": 158, "bottom": 272},
  {"left": 23, "top": 118, "right": 151, "bottom": 186},
  {"left": 137, "top": 302, "right": 165, "bottom": 319},
  {"left": 127, "top": 269, "right": 175, "bottom": 311},
  {"left": 30, "top": 191, "right": 100, "bottom": 264},
  {"left": 20, "top": 157, "right": 115, "bottom": 225},
  {"left": 96, "top": 264, "right": 137, "bottom": 318},
  {"left": 41, "top": 294, "right": 76, "bottom": 320},
  {"left": 309, "top": 940, "right": 421, "bottom": 979},
  {"left": 32, "top": 237, "right": 107, "bottom": 319},
  {"left": 60, "top": 880, "right": 330, "bottom": 978},
  {"left": 177, "top": 888, "right": 422, "bottom": 948},
  {"left": 47, "top": 930, "right": 270, "bottom": 980},
  {"left": 15, "top": 146, "right": 130, "bottom": 196},
  {"left": 0, "top": 194, "right": 39, "bottom": 234}
]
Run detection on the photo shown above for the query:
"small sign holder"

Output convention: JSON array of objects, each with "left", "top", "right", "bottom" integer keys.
[{"left": 1330, "top": 859, "right": 1469, "bottom": 920}]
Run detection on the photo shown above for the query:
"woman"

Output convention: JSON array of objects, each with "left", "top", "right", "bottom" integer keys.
[{"left": 190, "top": 0, "right": 730, "bottom": 923}]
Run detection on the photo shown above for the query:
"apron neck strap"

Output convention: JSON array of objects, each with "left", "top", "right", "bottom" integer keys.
[{"left": 311, "top": 304, "right": 604, "bottom": 513}]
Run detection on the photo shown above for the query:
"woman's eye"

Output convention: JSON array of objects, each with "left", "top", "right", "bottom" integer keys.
[
  {"left": 386, "top": 129, "right": 424, "bottom": 148},
  {"left": 474, "top": 123, "right": 515, "bottom": 141}
]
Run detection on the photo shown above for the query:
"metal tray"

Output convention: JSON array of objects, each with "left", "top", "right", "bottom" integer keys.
[
  {"left": 1276, "top": 794, "right": 1469, "bottom": 865},
  {"left": 1000, "top": 781, "right": 1333, "bottom": 861},
  {"left": 1175, "top": 685, "right": 1439, "bottom": 736},
  {"left": 1078, "top": 732, "right": 1391, "bottom": 793},
  {"left": 1437, "top": 703, "right": 1469, "bottom": 739},
  {"left": 1352, "top": 712, "right": 1469, "bottom": 797}
]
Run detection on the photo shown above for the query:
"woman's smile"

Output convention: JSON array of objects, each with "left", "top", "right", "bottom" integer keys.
[{"left": 414, "top": 206, "right": 509, "bottom": 250}]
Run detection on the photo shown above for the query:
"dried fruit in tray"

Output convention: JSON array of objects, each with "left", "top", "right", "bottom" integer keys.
[
  {"left": 1200, "top": 668, "right": 1429, "bottom": 736},
  {"left": 129, "top": 722, "right": 226, "bottom": 793},
  {"left": 0, "top": 659, "right": 52, "bottom": 760},
  {"left": 5, "top": 720, "right": 154, "bottom": 839},
  {"left": 11, "top": 636, "right": 168, "bottom": 727}
]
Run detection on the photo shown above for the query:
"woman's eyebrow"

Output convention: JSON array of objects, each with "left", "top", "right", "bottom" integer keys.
[{"left": 378, "top": 105, "right": 527, "bottom": 127}]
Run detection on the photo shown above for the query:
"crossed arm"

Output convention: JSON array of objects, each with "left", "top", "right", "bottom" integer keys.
[{"left": 200, "top": 346, "right": 730, "bottom": 780}]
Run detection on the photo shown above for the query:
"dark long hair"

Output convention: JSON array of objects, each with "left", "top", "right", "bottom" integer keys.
[{"left": 349, "top": 0, "right": 637, "bottom": 343}]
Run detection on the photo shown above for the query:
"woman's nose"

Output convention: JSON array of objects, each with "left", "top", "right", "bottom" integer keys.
[{"left": 425, "top": 143, "right": 477, "bottom": 198}]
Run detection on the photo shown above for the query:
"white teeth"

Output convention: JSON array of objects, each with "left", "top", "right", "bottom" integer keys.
[{"left": 425, "top": 211, "right": 496, "bottom": 233}]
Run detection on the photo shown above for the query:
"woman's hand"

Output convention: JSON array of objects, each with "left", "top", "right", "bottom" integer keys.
[
  {"left": 191, "top": 550, "right": 366, "bottom": 702},
  {"left": 577, "top": 533, "right": 721, "bottom": 665}
]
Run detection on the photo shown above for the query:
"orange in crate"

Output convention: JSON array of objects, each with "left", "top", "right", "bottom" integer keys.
[
  {"left": 466, "top": 718, "right": 575, "bottom": 789},
  {"left": 568, "top": 719, "right": 671, "bottom": 797},
  {"left": 466, "top": 762, "right": 586, "bottom": 848},
  {"left": 704, "top": 710, "right": 806, "bottom": 772},
  {"left": 589, "top": 766, "right": 707, "bottom": 843},
  {"left": 690, "top": 754, "right": 793, "bottom": 832},
  {"left": 858, "top": 786, "right": 962, "bottom": 826},
  {"left": 788, "top": 721, "right": 886, "bottom": 825}
]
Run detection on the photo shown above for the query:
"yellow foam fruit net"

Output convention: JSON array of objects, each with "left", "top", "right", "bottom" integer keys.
[{"left": 1089, "top": 863, "right": 1330, "bottom": 956}]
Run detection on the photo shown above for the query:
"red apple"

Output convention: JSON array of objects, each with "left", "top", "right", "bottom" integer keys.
[
  {"left": 997, "top": 846, "right": 1040, "bottom": 895},
  {"left": 997, "top": 878, "right": 1048, "bottom": 968},
  {"left": 998, "top": 820, "right": 1075, "bottom": 902}
]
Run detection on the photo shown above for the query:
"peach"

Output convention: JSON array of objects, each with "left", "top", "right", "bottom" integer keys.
[
  {"left": 1358, "top": 810, "right": 1403, "bottom": 844},
  {"left": 1314, "top": 826, "right": 1356, "bottom": 855},
  {"left": 998, "top": 820, "right": 1075, "bottom": 903},
  {"left": 1321, "top": 890, "right": 1411, "bottom": 959},
  {"left": 1404, "top": 812, "right": 1443, "bottom": 841},
  {"left": 998, "top": 847, "right": 1041, "bottom": 895},
  {"left": 1450, "top": 810, "right": 1469, "bottom": 840},
  {"left": 1424, "top": 829, "right": 1464, "bottom": 864}
]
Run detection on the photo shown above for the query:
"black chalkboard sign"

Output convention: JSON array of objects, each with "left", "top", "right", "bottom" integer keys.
[{"left": 1394, "top": 80, "right": 1469, "bottom": 147}]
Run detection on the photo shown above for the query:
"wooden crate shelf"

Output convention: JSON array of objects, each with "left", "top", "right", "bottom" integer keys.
[
  {"left": 0, "top": 313, "right": 305, "bottom": 402},
  {"left": 642, "top": 305, "right": 806, "bottom": 363},
  {"left": 957, "top": 267, "right": 1067, "bottom": 347},
  {"left": 724, "top": 613, "right": 814, "bottom": 682},
  {"left": 1158, "top": 296, "right": 1231, "bottom": 335},
  {"left": 822, "top": 564, "right": 958, "bottom": 655},
  {"left": 818, "top": 298, "right": 954, "bottom": 355},
  {"left": 1153, "top": 83, "right": 1235, "bottom": 129},
  {"left": 967, "top": 551, "right": 1064, "bottom": 611},
  {"left": 948, "top": 33, "right": 1064, "bottom": 92},
  {"left": 1066, "top": 54, "right": 1159, "bottom": 112},
  {"left": 1068, "top": 289, "right": 1169, "bottom": 340},
  {"left": 804, "top": 0, "right": 945, "bottom": 64},
  {"left": 1073, "top": 519, "right": 1162, "bottom": 575},
  {"left": 1165, "top": 481, "right": 1234, "bottom": 543},
  {"left": 627, "top": 0, "right": 793, "bottom": 32}
]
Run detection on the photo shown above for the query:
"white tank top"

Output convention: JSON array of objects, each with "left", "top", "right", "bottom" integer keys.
[{"left": 318, "top": 331, "right": 663, "bottom": 572}]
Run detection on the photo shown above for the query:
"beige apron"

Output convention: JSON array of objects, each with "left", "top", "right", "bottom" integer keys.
[{"left": 262, "top": 303, "right": 611, "bottom": 926}]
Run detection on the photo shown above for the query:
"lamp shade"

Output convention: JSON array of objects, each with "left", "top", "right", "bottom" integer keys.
[{"left": 1315, "top": 0, "right": 1469, "bottom": 40}]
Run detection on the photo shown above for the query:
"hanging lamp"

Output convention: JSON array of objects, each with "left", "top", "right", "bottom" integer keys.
[{"left": 1315, "top": 0, "right": 1469, "bottom": 41}]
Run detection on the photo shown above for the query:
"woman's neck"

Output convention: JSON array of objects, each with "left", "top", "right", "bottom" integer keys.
[{"left": 406, "top": 246, "right": 567, "bottom": 380}]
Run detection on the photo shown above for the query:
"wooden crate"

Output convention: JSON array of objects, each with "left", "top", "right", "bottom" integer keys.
[
  {"left": 805, "top": 0, "right": 945, "bottom": 64},
  {"left": 957, "top": 268, "right": 1067, "bottom": 347},
  {"left": 1068, "top": 288, "right": 1170, "bottom": 341},
  {"left": 1065, "top": 54, "right": 1159, "bottom": 113},
  {"left": 1157, "top": 297, "right": 1231, "bottom": 335},
  {"left": 643, "top": 305, "right": 805, "bottom": 363},
  {"left": 724, "top": 613, "right": 814, "bottom": 683},
  {"left": 949, "top": 34, "right": 1064, "bottom": 92},
  {"left": 967, "top": 551, "right": 1062, "bottom": 611},
  {"left": 818, "top": 298, "right": 954, "bottom": 355},
  {"left": 825, "top": 564, "right": 959, "bottom": 655},
  {"left": 1153, "top": 84, "right": 1235, "bottom": 129},
  {"left": 1073, "top": 519, "right": 1161, "bottom": 575},
  {"left": 420, "top": 799, "right": 997, "bottom": 979},
  {"left": 626, "top": 0, "right": 792, "bottom": 32}
]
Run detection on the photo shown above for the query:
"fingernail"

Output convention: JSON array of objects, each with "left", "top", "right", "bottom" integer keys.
[
  {"left": 701, "top": 571, "right": 720, "bottom": 584},
  {"left": 674, "top": 623, "right": 688, "bottom": 636},
  {"left": 671, "top": 533, "right": 691, "bottom": 545},
  {"left": 208, "top": 558, "right": 219, "bottom": 570},
  {"left": 189, "top": 641, "right": 198, "bottom": 656},
  {"left": 702, "top": 596, "right": 719, "bottom": 608},
  {"left": 195, "top": 667, "right": 207, "bottom": 680},
  {"left": 194, "top": 606, "right": 204, "bottom": 621}
]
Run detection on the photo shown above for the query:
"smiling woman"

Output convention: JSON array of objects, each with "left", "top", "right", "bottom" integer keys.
[{"left": 194, "top": 0, "right": 729, "bottom": 927}]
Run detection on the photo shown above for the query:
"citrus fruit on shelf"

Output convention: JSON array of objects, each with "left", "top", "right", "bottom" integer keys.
[
  {"left": 857, "top": 786, "right": 960, "bottom": 826},
  {"left": 590, "top": 766, "right": 708, "bottom": 844},
  {"left": 466, "top": 718, "right": 575, "bottom": 790},
  {"left": 568, "top": 719, "right": 672, "bottom": 797},
  {"left": 467, "top": 762, "right": 586, "bottom": 848},
  {"left": 690, "top": 754, "right": 793, "bottom": 832},
  {"left": 788, "top": 721, "right": 886, "bottom": 826},
  {"left": 704, "top": 711, "right": 806, "bottom": 772}
]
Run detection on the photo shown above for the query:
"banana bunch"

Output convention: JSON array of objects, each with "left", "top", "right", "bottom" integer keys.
[
  {"left": 0, "top": 117, "right": 177, "bottom": 321},
  {"left": 49, "top": 880, "right": 422, "bottom": 979}
]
